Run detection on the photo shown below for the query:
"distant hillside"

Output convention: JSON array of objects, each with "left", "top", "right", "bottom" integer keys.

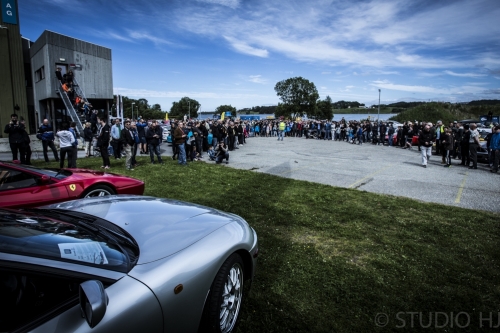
[
  {"left": 467, "top": 99, "right": 500, "bottom": 106},
  {"left": 389, "top": 102, "right": 500, "bottom": 124}
]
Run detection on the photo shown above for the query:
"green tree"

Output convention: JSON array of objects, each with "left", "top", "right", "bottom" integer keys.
[
  {"left": 274, "top": 77, "right": 319, "bottom": 119},
  {"left": 169, "top": 97, "right": 200, "bottom": 119},
  {"left": 215, "top": 105, "right": 237, "bottom": 117},
  {"left": 315, "top": 95, "right": 334, "bottom": 120}
]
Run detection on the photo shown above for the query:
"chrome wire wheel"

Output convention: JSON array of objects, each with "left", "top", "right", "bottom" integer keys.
[
  {"left": 219, "top": 262, "right": 243, "bottom": 333},
  {"left": 83, "top": 185, "right": 115, "bottom": 198}
]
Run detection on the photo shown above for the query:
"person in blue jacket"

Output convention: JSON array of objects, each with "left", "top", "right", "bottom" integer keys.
[
  {"left": 38, "top": 119, "right": 60, "bottom": 163},
  {"left": 490, "top": 125, "right": 500, "bottom": 173}
]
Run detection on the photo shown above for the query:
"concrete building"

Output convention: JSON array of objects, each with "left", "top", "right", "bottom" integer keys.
[
  {"left": 30, "top": 30, "right": 113, "bottom": 132},
  {"left": 1, "top": 0, "right": 113, "bottom": 139},
  {"left": 0, "top": 0, "right": 29, "bottom": 136}
]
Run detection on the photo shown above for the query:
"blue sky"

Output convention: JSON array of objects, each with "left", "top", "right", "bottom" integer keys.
[{"left": 19, "top": 0, "right": 500, "bottom": 111}]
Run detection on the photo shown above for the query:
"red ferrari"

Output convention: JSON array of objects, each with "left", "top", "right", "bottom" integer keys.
[{"left": 0, "top": 161, "right": 144, "bottom": 208}]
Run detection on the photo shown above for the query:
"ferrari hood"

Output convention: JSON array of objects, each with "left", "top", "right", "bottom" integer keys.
[{"left": 44, "top": 196, "right": 239, "bottom": 264}]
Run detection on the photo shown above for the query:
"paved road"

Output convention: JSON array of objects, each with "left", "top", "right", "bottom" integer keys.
[{"left": 223, "top": 136, "right": 500, "bottom": 213}]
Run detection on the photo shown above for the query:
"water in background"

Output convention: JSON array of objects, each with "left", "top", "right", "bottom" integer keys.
[{"left": 198, "top": 113, "right": 397, "bottom": 121}]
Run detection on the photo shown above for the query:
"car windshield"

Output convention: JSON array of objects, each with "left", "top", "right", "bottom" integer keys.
[
  {"left": 3, "top": 163, "right": 72, "bottom": 180},
  {"left": 0, "top": 210, "right": 130, "bottom": 272}
]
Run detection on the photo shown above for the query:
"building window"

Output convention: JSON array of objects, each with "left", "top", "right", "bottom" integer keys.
[{"left": 35, "top": 66, "right": 45, "bottom": 82}]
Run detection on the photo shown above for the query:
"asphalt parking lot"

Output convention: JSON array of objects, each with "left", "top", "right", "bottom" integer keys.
[{"left": 223, "top": 136, "right": 500, "bottom": 213}]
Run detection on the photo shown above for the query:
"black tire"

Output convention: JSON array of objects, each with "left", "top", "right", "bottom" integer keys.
[
  {"left": 201, "top": 253, "right": 245, "bottom": 333},
  {"left": 82, "top": 184, "right": 116, "bottom": 198}
]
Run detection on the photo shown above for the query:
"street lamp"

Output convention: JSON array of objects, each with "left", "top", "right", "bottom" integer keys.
[
  {"left": 188, "top": 100, "right": 191, "bottom": 120},
  {"left": 131, "top": 102, "right": 135, "bottom": 120},
  {"left": 378, "top": 89, "right": 381, "bottom": 122}
]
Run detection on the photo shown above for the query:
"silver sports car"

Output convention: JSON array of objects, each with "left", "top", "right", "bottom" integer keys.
[{"left": 0, "top": 195, "right": 258, "bottom": 333}]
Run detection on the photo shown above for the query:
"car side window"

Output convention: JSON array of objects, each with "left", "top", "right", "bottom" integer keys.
[
  {"left": 0, "top": 167, "right": 39, "bottom": 191},
  {"left": 0, "top": 269, "right": 83, "bottom": 331}
]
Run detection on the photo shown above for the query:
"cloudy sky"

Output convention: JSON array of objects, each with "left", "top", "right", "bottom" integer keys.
[{"left": 19, "top": 0, "right": 500, "bottom": 111}]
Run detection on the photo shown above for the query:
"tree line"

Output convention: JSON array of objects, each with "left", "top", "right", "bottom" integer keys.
[{"left": 117, "top": 90, "right": 500, "bottom": 121}]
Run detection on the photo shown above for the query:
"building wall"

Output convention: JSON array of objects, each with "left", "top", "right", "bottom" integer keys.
[
  {"left": 30, "top": 30, "right": 113, "bottom": 101},
  {"left": 0, "top": 0, "right": 29, "bottom": 136}
]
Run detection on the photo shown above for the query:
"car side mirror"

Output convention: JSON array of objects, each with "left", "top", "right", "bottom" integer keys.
[
  {"left": 79, "top": 280, "right": 108, "bottom": 328},
  {"left": 37, "top": 175, "right": 50, "bottom": 185}
]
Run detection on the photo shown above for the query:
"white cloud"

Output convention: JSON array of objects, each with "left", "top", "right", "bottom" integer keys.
[
  {"left": 444, "top": 70, "right": 487, "bottom": 78},
  {"left": 370, "top": 80, "right": 485, "bottom": 95},
  {"left": 128, "top": 31, "right": 172, "bottom": 46},
  {"left": 322, "top": 71, "right": 331, "bottom": 75},
  {"left": 248, "top": 75, "right": 267, "bottom": 84},
  {"left": 196, "top": 0, "right": 240, "bottom": 9},
  {"left": 223, "top": 36, "right": 268, "bottom": 58},
  {"left": 108, "top": 32, "right": 135, "bottom": 43},
  {"left": 113, "top": 87, "right": 265, "bottom": 100}
]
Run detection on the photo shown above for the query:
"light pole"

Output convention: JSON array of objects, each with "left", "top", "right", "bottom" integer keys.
[
  {"left": 188, "top": 100, "right": 191, "bottom": 120},
  {"left": 131, "top": 102, "right": 135, "bottom": 120},
  {"left": 378, "top": 89, "right": 381, "bottom": 121}
]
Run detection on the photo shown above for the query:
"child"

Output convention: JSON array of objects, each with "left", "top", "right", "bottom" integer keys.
[
  {"left": 442, "top": 127, "right": 454, "bottom": 167},
  {"left": 208, "top": 145, "right": 216, "bottom": 161}
]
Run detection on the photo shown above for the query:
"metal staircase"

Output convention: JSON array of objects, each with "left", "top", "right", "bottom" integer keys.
[
  {"left": 72, "top": 77, "right": 89, "bottom": 104},
  {"left": 56, "top": 81, "right": 84, "bottom": 135}
]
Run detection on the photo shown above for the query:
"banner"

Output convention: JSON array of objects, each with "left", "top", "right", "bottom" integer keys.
[
  {"left": 221, "top": 112, "right": 225, "bottom": 121},
  {"left": 1, "top": 0, "right": 17, "bottom": 25}
]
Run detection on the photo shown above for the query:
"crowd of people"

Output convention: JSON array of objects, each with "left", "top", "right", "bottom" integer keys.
[
  {"left": 246, "top": 118, "right": 500, "bottom": 172},
  {"left": 3, "top": 113, "right": 500, "bottom": 175}
]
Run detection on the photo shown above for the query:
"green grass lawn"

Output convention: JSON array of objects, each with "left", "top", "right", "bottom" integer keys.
[{"left": 35, "top": 157, "right": 500, "bottom": 332}]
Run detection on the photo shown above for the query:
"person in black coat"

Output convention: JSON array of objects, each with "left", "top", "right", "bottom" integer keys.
[
  {"left": 55, "top": 67, "right": 64, "bottom": 83},
  {"left": 83, "top": 122, "right": 94, "bottom": 157},
  {"left": 97, "top": 117, "right": 111, "bottom": 169},
  {"left": 22, "top": 124, "right": 32, "bottom": 165},
  {"left": 236, "top": 122, "right": 244, "bottom": 145},
  {"left": 4, "top": 114, "right": 27, "bottom": 164},
  {"left": 211, "top": 121, "right": 220, "bottom": 146},
  {"left": 145, "top": 120, "right": 163, "bottom": 164},
  {"left": 65, "top": 70, "right": 74, "bottom": 85},
  {"left": 460, "top": 125, "right": 471, "bottom": 166},
  {"left": 90, "top": 110, "right": 98, "bottom": 134},
  {"left": 121, "top": 120, "right": 136, "bottom": 170}
]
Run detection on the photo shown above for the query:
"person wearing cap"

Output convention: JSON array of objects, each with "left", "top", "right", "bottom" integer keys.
[{"left": 490, "top": 125, "right": 500, "bottom": 173}]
